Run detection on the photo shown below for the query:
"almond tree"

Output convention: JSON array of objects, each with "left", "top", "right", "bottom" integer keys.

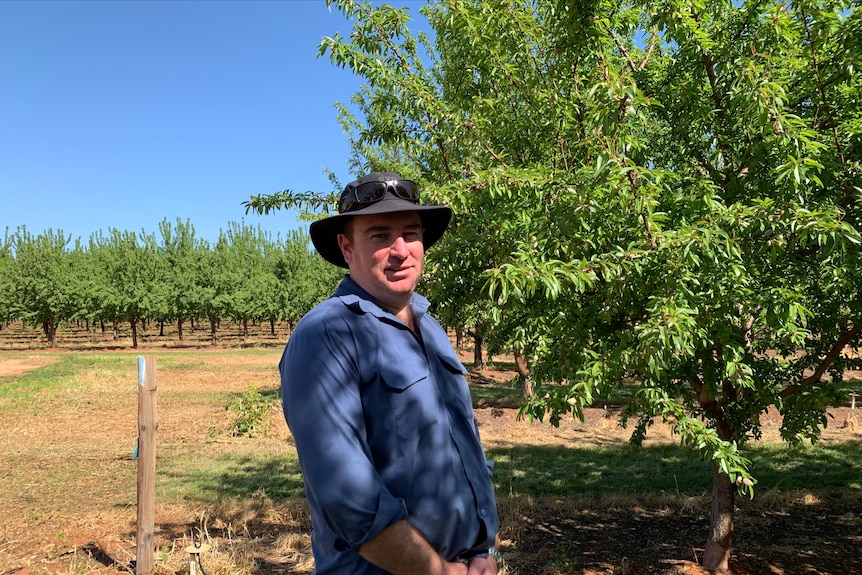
[
  {"left": 8, "top": 227, "right": 81, "bottom": 347},
  {"left": 209, "top": 222, "right": 275, "bottom": 339},
  {"left": 158, "top": 218, "right": 210, "bottom": 340},
  {"left": 289, "top": 0, "right": 860, "bottom": 571},
  {"left": 270, "top": 229, "right": 342, "bottom": 334},
  {"left": 88, "top": 229, "right": 163, "bottom": 348}
]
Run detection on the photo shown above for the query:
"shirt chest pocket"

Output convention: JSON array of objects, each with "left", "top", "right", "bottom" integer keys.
[
  {"left": 434, "top": 350, "right": 475, "bottom": 421},
  {"left": 370, "top": 352, "right": 438, "bottom": 440}
]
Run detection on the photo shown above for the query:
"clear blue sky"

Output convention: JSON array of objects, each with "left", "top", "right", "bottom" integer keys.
[{"left": 0, "top": 0, "right": 427, "bottom": 246}]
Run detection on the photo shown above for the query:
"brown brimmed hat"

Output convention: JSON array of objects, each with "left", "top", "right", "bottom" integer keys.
[{"left": 309, "top": 172, "right": 452, "bottom": 268}]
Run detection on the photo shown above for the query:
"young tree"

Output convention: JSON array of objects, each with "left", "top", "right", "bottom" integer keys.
[
  {"left": 300, "top": 0, "right": 860, "bottom": 570},
  {"left": 159, "top": 218, "right": 211, "bottom": 340},
  {"left": 204, "top": 232, "right": 235, "bottom": 343},
  {"left": 211, "top": 221, "right": 275, "bottom": 339},
  {"left": 9, "top": 227, "right": 80, "bottom": 347},
  {"left": 89, "top": 229, "right": 163, "bottom": 348},
  {"left": 65, "top": 240, "right": 98, "bottom": 332}
]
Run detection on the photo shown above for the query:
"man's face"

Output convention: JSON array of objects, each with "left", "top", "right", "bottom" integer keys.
[{"left": 337, "top": 211, "right": 424, "bottom": 312}]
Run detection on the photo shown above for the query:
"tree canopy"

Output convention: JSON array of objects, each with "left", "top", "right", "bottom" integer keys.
[{"left": 248, "top": 0, "right": 859, "bottom": 569}]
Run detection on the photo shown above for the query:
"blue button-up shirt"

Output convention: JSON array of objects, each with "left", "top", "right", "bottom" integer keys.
[{"left": 280, "top": 276, "right": 499, "bottom": 574}]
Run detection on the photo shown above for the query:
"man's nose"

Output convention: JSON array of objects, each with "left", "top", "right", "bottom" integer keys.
[{"left": 390, "top": 236, "right": 410, "bottom": 258}]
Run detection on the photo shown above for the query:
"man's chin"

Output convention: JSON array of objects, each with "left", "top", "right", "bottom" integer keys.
[
  {"left": 384, "top": 269, "right": 418, "bottom": 284},
  {"left": 386, "top": 279, "right": 418, "bottom": 293}
]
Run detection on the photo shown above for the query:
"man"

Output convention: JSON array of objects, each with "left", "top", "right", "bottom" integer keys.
[{"left": 280, "top": 172, "right": 501, "bottom": 575}]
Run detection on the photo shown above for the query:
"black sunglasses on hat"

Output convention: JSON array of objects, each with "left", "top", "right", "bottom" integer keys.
[{"left": 339, "top": 179, "right": 420, "bottom": 213}]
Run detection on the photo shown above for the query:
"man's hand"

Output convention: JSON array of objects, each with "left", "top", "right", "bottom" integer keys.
[
  {"left": 467, "top": 554, "right": 498, "bottom": 575},
  {"left": 359, "top": 520, "right": 474, "bottom": 575}
]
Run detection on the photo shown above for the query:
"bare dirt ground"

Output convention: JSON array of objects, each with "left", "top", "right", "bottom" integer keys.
[
  {"left": 0, "top": 357, "right": 57, "bottom": 377},
  {"left": 0, "top": 325, "right": 860, "bottom": 575}
]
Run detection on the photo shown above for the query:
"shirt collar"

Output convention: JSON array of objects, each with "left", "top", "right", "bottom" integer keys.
[{"left": 335, "top": 274, "right": 430, "bottom": 324}]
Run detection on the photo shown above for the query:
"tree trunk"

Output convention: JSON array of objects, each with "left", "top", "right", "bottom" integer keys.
[
  {"left": 130, "top": 319, "right": 139, "bottom": 349},
  {"left": 513, "top": 349, "right": 534, "bottom": 397},
  {"left": 112, "top": 321, "right": 119, "bottom": 340},
  {"left": 455, "top": 329, "right": 464, "bottom": 351},
  {"left": 158, "top": 321, "right": 165, "bottom": 337},
  {"left": 270, "top": 319, "right": 276, "bottom": 336},
  {"left": 241, "top": 318, "right": 249, "bottom": 337},
  {"left": 473, "top": 333, "right": 484, "bottom": 370},
  {"left": 703, "top": 460, "right": 735, "bottom": 572},
  {"left": 209, "top": 318, "right": 218, "bottom": 345},
  {"left": 177, "top": 318, "right": 184, "bottom": 341},
  {"left": 44, "top": 319, "right": 57, "bottom": 348}
]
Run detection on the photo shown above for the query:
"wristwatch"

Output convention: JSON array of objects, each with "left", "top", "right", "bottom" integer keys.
[{"left": 458, "top": 547, "right": 503, "bottom": 565}]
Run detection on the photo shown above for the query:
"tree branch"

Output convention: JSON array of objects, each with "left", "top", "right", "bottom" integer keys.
[
  {"left": 699, "top": 51, "right": 741, "bottom": 180},
  {"left": 689, "top": 370, "right": 724, "bottom": 421},
  {"left": 606, "top": 25, "right": 638, "bottom": 74},
  {"left": 780, "top": 325, "right": 861, "bottom": 398},
  {"left": 639, "top": 29, "right": 658, "bottom": 71}
]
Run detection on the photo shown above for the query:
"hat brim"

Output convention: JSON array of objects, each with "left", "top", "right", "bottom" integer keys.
[{"left": 310, "top": 197, "right": 452, "bottom": 268}]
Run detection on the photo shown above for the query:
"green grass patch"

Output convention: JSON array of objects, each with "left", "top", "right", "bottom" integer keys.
[
  {"left": 158, "top": 449, "right": 305, "bottom": 501},
  {"left": 461, "top": 359, "right": 518, "bottom": 372},
  {"left": 469, "top": 380, "right": 522, "bottom": 407},
  {"left": 154, "top": 357, "right": 209, "bottom": 370},
  {"left": 491, "top": 444, "right": 712, "bottom": 497},
  {"left": 489, "top": 441, "right": 862, "bottom": 498},
  {"left": 162, "top": 390, "right": 232, "bottom": 404},
  {"left": 592, "top": 381, "right": 640, "bottom": 406},
  {"left": 748, "top": 441, "right": 862, "bottom": 490},
  {"left": 0, "top": 358, "right": 72, "bottom": 404},
  {"left": 0, "top": 354, "right": 127, "bottom": 407}
]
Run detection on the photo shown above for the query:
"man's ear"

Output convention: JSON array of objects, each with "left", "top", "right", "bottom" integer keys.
[{"left": 337, "top": 234, "right": 352, "bottom": 265}]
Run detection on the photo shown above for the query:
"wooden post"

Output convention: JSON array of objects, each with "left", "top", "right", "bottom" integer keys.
[{"left": 136, "top": 356, "right": 158, "bottom": 575}]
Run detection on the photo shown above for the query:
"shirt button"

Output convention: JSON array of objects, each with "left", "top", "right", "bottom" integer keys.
[{"left": 480, "top": 508, "right": 487, "bottom": 516}]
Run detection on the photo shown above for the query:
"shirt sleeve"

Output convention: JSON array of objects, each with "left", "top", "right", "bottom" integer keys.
[{"left": 280, "top": 308, "right": 408, "bottom": 552}]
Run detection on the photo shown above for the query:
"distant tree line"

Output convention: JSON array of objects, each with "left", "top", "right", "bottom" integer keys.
[{"left": 0, "top": 218, "right": 342, "bottom": 348}]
